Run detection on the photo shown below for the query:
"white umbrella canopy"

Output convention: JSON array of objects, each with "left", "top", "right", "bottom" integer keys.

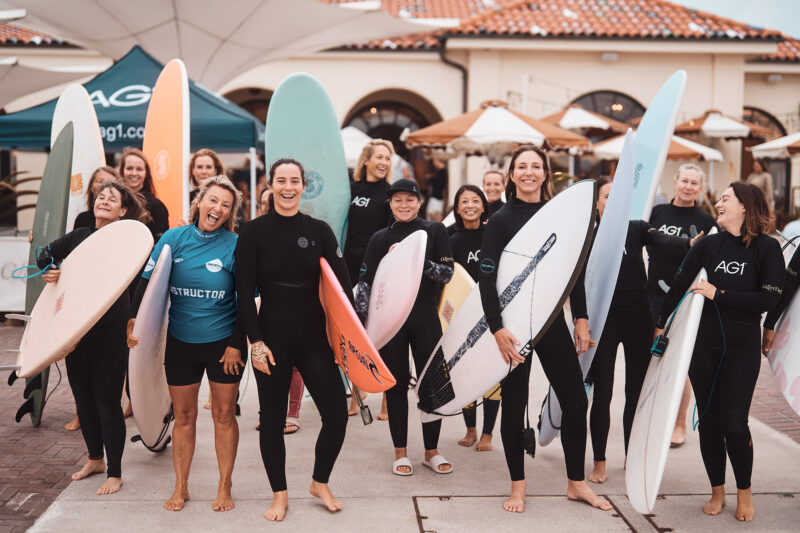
[
  {"left": 750, "top": 131, "right": 800, "bottom": 159},
  {"left": 450, "top": 106, "right": 546, "bottom": 154},
  {"left": 593, "top": 133, "right": 723, "bottom": 162},
  {"left": 341, "top": 126, "right": 372, "bottom": 168},
  {"left": 540, "top": 105, "right": 629, "bottom": 135},
  {"left": 1, "top": 0, "right": 444, "bottom": 89},
  {"left": 0, "top": 57, "right": 105, "bottom": 107},
  {"left": 675, "top": 110, "right": 772, "bottom": 139}
]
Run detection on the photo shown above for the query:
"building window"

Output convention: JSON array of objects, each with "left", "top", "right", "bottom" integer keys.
[
  {"left": 344, "top": 101, "right": 431, "bottom": 160},
  {"left": 742, "top": 106, "right": 789, "bottom": 215},
  {"left": 571, "top": 90, "right": 645, "bottom": 124}
]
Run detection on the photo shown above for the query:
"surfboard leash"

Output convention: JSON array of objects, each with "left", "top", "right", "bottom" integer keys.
[{"left": 11, "top": 246, "right": 55, "bottom": 279}]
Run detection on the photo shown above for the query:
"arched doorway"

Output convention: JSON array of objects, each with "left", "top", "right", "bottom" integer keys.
[
  {"left": 742, "top": 106, "right": 789, "bottom": 214},
  {"left": 222, "top": 87, "right": 273, "bottom": 124}
]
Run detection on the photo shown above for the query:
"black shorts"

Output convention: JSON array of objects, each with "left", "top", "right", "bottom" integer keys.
[{"left": 164, "top": 333, "right": 244, "bottom": 386}]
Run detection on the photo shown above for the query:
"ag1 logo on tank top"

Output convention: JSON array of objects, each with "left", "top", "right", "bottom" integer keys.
[
  {"left": 205, "top": 258, "right": 223, "bottom": 273},
  {"left": 715, "top": 260, "right": 747, "bottom": 275},
  {"left": 301, "top": 169, "right": 324, "bottom": 200}
]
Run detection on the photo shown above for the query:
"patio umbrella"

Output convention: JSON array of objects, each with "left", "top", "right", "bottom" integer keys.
[
  {"left": 750, "top": 132, "right": 800, "bottom": 159},
  {"left": 0, "top": 0, "right": 446, "bottom": 89},
  {"left": 593, "top": 133, "right": 722, "bottom": 162},
  {"left": 675, "top": 109, "right": 772, "bottom": 139},
  {"left": 0, "top": 57, "right": 105, "bottom": 107},
  {"left": 540, "top": 105, "right": 629, "bottom": 137},
  {"left": 341, "top": 126, "right": 372, "bottom": 168}
]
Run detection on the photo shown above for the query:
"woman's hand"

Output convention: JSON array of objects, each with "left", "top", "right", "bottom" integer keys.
[
  {"left": 761, "top": 329, "right": 775, "bottom": 356},
  {"left": 126, "top": 319, "right": 139, "bottom": 348},
  {"left": 388, "top": 243, "right": 399, "bottom": 253},
  {"left": 251, "top": 341, "right": 275, "bottom": 374},
  {"left": 573, "top": 318, "right": 595, "bottom": 356},
  {"left": 690, "top": 278, "right": 717, "bottom": 300},
  {"left": 689, "top": 230, "right": 705, "bottom": 247},
  {"left": 493, "top": 328, "right": 524, "bottom": 365},
  {"left": 42, "top": 268, "right": 60, "bottom": 284},
  {"left": 220, "top": 347, "right": 244, "bottom": 375}
]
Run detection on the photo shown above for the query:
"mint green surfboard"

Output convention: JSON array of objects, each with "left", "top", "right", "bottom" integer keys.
[
  {"left": 264, "top": 73, "right": 350, "bottom": 245},
  {"left": 17, "top": 122, "right": 74, "bottom": 427}
]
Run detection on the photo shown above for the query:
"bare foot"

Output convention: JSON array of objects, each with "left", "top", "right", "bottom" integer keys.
[
  {"left": 671, "top": 425, "right": 687, "bottom": 447},
  {"left": 735, "top": 488, "right": 754, "bottom": 521},
  {"left": 588, "top": 461, "right": 608, "bottom": 483},
  {"left": 72, "top": 458, "right": 105, "bottom": 481},
  {"left": 476, "top": 434, "right": 493, "bottom": 452},
  {"left": 377, "top": 394, "right": 388, "bottom": 421},
  {"left": 566, "top": 480, "right": 612, "bottom": 510},
  {"left": 96, "top": 477, "right": 123, "bottom": 495},
  {"left": 64, "top": 414, "right": 80, "bottom": 431},
  {"left": 213, "top": 482, "right": 234, "bottom": 512},
  {"left": 348, "top": 391, "right": 367, "bottom": 416},
  {"left": 164, "top": 488, "right": 190, "bottom": 511},
  {"left": 265, "top": 491, "right": 288, "bottom": 521},
  {"left": 458, "top": 428, "right": 477, "bottom": 447},
  {"left": 310, "top": 481, "right": 342, "bottom": 512},
  {"left": 504, "top": 480, "right": 526, "bottom": 513},
  {"left": 203, "top": 402, "right": 211, "bottom": 410},
  {"left": 703, "top": 486, "right": 726, "bottom": 516}
]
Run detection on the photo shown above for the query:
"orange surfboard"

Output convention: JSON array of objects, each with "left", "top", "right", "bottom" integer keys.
[
  {"left": 319, "top": 258, "right": 395, "bottom": 393},
  {"left": 143, "top": 59, "right": 189, "bottom": 228}
]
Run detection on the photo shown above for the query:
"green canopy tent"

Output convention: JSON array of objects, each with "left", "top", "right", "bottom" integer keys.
[{"left": 0, "top": 45, "right": 264, "bottom": 152}]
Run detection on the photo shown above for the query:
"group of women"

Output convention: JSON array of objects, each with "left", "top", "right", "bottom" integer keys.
[{"left": 38, "top": 140, "right": 796, "bottom": 524}]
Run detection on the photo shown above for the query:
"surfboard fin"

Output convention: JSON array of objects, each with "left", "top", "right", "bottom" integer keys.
[
  {"left": 23, "top": 373, "right": 42, "bottom": 399},
  {"left": 417, "top": 347, "right": 456, "bottom": 413},
  {"left": 5, "top": 314, "right": 30, "bottom": 322},
  {"left": 15, "top": 397, "right": 34, "bottom": 423},
  {"left": 7, "top": 371, "right": 18, "bottom": 387}
]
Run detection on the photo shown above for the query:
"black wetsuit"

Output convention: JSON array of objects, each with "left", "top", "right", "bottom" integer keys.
[
  {"left": 647, "top": 201, "right": 716, "bottom": 319},
  {"left": 235, "top": 210, "right": 350, "bottom": 492},
  {"left": 73, "top": 210, "right": 95, "bottom": 230},
  {"left": 657, "top": 232, "right": 784, "bottom": 490},
  {"left": 764, "top": 245, "right": 799, "bottom": 330},
  {"left": 140, "top": 190, "right": 169, "bottom": 241},
  {"left": 343, "top": 179, "right": 392, "bottom": 286},
  {"left": 356, "top": 218, "right": 453, "bottom": 451},
  {"left": 39, "top": 227, "right": 128, "bottom": 478},
  {"left": 449, "top": 225, "right": 500, "bottom": 435},
  {"left": 588, "top": 221, "right": 689, "bottom": 461},
  {"left": 487, "top": 199, "right": 504, "bottom": 218},
  {"left": 479, "top": 197, "right": 588, "bottom": 482}
]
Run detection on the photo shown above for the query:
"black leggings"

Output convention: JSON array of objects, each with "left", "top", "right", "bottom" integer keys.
[
  {"left": 689, "top": 314, "right": 760, "bottom": 490},
  {"left": 587, "top": 310, "right": 653, "bottom": 461},
  {"left": 255, "top": 326, "right": 347, "bottom": 492},
  {"left": 501, "top": 312, "right": 587, "bottom": 481},
  {"left": 381, "top": 302, "right": 443, "bottom": 450},
  {"left": 463, "top": 399, "right": 500, "bottom": 435},
  {"left": 66, "top": 303, "right": 128, "bottom": 478}
]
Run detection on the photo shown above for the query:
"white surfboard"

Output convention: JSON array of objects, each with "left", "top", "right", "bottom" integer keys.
[
  {"left": 51, "top": 84, "right": 105, "bottom": 232},
  {"left": 767, "top": 244, "right": 800, "bottom": 416},
  {"left": 539, "top": 129, "right": 636, "bottom": 446},
  {"left": 129, "top": 244, "right": 174, "bottom": 452},
  {"left": 16, "top": 220, "right": 153, "bottom": 379},
  {"left": 365, "top": 230, "right": 427, "bottom": 350},
  {"left": 415, "top": 180, "right": 596, "bottom": 423},
  {"left": 626, "top": 228, "right": 717, "bottom": 514}
]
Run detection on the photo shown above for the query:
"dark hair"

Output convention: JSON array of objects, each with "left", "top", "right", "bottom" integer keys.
[
  {"left": 595, "top": 175, "right": 612, "bottom": 192},
  {"left": 267, "top": 158, "right": 305, "bottom": 210},
  {"left": 258, "top": 186, "right": 271, "bottom": 215},
  {"left": 505, "top": 145, "right": 553, "bottom": 202},
  {"left": 189, "top": 148, "right": 225, "bottom": 188},
  {"left": 86, "top": 166, "right": 121, "bottom": 210},
  {"left": 118, "top": 147, "right": 156, "bottom": 195},
  {"left": 729, "top": 181, "right": 774, "bottom": 246},
  {"left": 95, "top": 181, "right": 152, "bottom": 225},
  {"left": 452, "top": 185, "right": 489, "bottom": 231}
]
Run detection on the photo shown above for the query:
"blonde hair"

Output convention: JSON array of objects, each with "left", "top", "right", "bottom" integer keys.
[
  {"left": 675, "top": 162, "right": 706, "bottom": 185},
  {"left": 482, "top": 169, "right": 505, "bottom": 185},
  {"left": 353, "top": 139, "right": 395, "bottom": 182},
  {"left": 189, "top": 175, "right": 242, "bottom": 233}
]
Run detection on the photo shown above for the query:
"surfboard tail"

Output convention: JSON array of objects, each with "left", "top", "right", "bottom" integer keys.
[{"left": 417, "top": 346, "right": 456, "bottom": 414}]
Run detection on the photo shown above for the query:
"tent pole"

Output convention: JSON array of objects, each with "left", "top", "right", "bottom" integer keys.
[{"left": 249, "top": 147, "right": 257, "bottom": 220}]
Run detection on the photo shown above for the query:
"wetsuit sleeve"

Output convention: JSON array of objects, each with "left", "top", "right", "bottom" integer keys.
[
  {"left": 656, "top": 237, "right": 707, "bottom": 329},
  {"left": 479, "top": 218, "right": 505, "bottom": 334},
  {"left": 423, "top": 223, "right": 454, "bottom": 284},
  {"left": 642, "top": 221, "right": 691, "bottom": 254},
  {"left": 36, "top": 234, "right": 72, "bottom": 268},
  {"left": 569, "top": 258, "right": 588, "bottom": 320},
  {"left": 226, "top": 312, "right": 246, "bottom": 352},
  {"left": 764, "top": 248, "right": 799, "bottom": 329},
  {"left": 320, "top": 220, "right": 355, "bottom": 308},
  {"left": 142, "top": 232, "right": 169, "bottom": 281},
  {"left": 715, "top": 236, "right": 784, "bottom": 315},
  {"left": 355, "top": 231, "right": 383, "bottom": 323},
  {"left": 129, "top": 277, "right": 149, "bottom": 319},
  {"left": 149, "top": 196, "right": 169, "bottom": 240},
  {"left": 234, "top": 224, "right": 263, "bottom": 344}
]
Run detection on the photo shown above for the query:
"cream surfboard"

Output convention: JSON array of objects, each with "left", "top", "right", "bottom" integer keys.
[
  {"left": 143, "top": 59, "right": 190, "bottom": 228},
  {"left": 438, "top": 262, "right": 475, "bottom": 331},
  {"left": 767, "top": 243, "right": 800, "bottom": 416}
]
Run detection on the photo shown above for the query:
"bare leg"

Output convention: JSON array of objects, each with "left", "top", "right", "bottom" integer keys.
[
  {"left": 394, "top": 447, "right": 410, "bottom": 474},
  {"left": 264, "top": 490, "right": 289, "bottom": 521},
  {"left": 72, "top": 457, "right": 105, "bottom": 481},
  {"left": 703, "top": 485, "right": 726, "bottom": 515},
  {"left": 210, "top": 381, "right": 239, "bottom": 512},
  {"left": 164, "top": 383, "right": 201, "bottom": 511},
  {"left": 377, "top": 393, "right": 388, "bottom": 421},
  {"left": 310, "top": 480, "right": 342, "bottom": 512},
  {"left": 96, "top": 477, "right": 123, "bottom": 495},
  {"left": 347, "top": 389, "right": 366, "bottom": 416},
  {"left": 458, "top": 427, "right": 478, "bottom": 447},
  {"left": 566, "top": 480, "right": 612, "bottom": 510},
  {"left": 504, "top": 480, "right": 526, "bottom": 512},
  {"left": 671, "top": 378, "right": 691, "bottom": 446},
  {"left": 735, "top": 488, "right": 754, "bottom": 521},
  {"left": 588, "top": 460, "right": 608, "bottom": 483},
  {"left": 476, "top": 433, "right": 493, "bottom": 452}
]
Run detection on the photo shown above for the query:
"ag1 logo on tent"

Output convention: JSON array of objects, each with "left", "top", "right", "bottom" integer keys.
[
  {"left": 89, "top": 85, "right": 152, "bottom": 108},
  {"left": 154, "top": 151, "right": 170, "bottom": 180}
]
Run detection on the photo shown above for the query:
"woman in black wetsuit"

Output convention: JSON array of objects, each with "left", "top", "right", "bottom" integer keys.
[
  {"left": 449, "top": 185, "right": 501, "bottom": 452},
  {"left": 118, "top": 147, "right": 169, "bottom": 241},
  {"left": 655, "top": 182, "right": 784, "bottom": 522},
  {"left": 73, "top": 166, "right": 121, "bottom": 231},
  {"left": 235, "top": 158, "right": 351, "bottom": 522},
  {"left": 355, "top": 178, "right": 454, "bottom": 476},
  {"left": 482, "top": 169, "right": 505, "bottom": 217},
  {"left": 40, "top": 182, "right": 149, "bottom": 496},
  {"left": 479, "top": 145, "right": 610, "bottom": 513}
]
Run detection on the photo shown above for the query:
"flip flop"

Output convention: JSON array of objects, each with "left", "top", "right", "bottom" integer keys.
[
  {"left": 422, "top": 454, "right": 453, "bottom": 474},
  {"left": 392, "top": 457, "right": 413, "bottom": 476},
  {"left": 284, "top": 417, "right": 300, "bottom": 435}
]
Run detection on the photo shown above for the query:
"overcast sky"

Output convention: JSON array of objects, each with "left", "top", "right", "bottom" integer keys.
[{"left": 675, "top": 0, "right": 800, "bottom": 38}]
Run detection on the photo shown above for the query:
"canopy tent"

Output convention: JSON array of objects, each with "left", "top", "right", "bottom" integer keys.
[
  {"left": 674, "top": 110, "right": 773, "bottom": 140},
  {"left": 0, "top": 57, "right": 105, "bottom": 108},
  {"left": 540, "top": 105, "right": 629, "bottom": 138},
  {"left": 593, "top": 133, "right": 723, "bottom": 162},
  {"left": 0, "top": 46, "right": 263, "bottom": 152},
  {"left": 749, "top": 132, "right": 800, "bottom": 159}
]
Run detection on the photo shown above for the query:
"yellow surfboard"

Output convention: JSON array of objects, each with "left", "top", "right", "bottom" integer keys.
[{"left": 143, "top": 59, "right": 189, "bottom": 228}]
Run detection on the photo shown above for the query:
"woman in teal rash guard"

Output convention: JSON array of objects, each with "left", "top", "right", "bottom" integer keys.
[{"left": 127, "top": 176, "right": 244, "bottom": 513}]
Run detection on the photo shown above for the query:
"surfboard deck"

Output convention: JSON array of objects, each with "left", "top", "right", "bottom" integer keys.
[
  {"left": 129, "top": 244, "right": 174, "bottom": 452},
  {"left": 539, "top": 130, "right": 636, "bottom": 446},
  {"left": 415, "top": 180, "right": 597, "bottom": 423},
  {"left": 768, "top": 244, "right": 800, "bottom": 416},
  {"left": 265, "top": 73, "right": 350, "bottom": 245},
  {"left": 143, "top": 59, "right": 190, "bottom": 228},
  {"left": 438, "top": 262, "right": 475, "bottom": 331},
  {"left": 16, "top": 220, "right": 153, "bottom": 379},
  {"left": 51, "top": 84, "right": 105, "bottom": 232},
  {"left": 319, "top": 258, "right": 395, "bottom": 393},
  {"left": 365, "top": 230, "right": 427, "bottom": 350}
]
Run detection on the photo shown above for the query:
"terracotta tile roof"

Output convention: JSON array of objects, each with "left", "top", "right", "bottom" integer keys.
[
  {"left": 0, "top": 23, "right": 71, "bottom": 47},
  {"left": 757, "top": 36, "right": 800, "bottom": 62}
]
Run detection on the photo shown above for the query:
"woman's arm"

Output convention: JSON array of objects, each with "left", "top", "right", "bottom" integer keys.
[
  {"left": 423, "top": 223, "right": 454, "bottom": 284},
  {"left": 234, "top": 225, "right": 263, "bottom": 344}
]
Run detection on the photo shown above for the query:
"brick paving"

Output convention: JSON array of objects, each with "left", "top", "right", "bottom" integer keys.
[{"left": 751, "top": 357, "right": 800, "bottom": 445}]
